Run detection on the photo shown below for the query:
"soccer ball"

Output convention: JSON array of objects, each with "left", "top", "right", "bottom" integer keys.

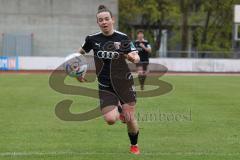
[{"left": 64, "top": 53, "right": 88, "bottom": 78}]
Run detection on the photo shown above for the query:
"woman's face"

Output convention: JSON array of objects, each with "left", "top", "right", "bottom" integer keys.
[
  {"left": 97, "top": 12, "right": 114, "bottom": 35},
  {"left": 137, "top": 32, "right": 144, "bottom": 40}
]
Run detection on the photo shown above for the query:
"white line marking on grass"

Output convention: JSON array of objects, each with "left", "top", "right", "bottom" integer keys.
[{"left": 0, "top": 151, "right": 240, "bottom": 157}]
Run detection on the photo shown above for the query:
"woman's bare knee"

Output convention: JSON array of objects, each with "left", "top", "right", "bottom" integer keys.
[
  {"left": 104, "top": 116, "right": 117, "bottom": 125},
  {"left": 102, "top": 105, "right": 119, "bottom": 125}
]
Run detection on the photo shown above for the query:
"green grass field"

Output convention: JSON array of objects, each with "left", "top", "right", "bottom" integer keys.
[{"left": 0, "top": 73, "right": 240, "bottom": 160}]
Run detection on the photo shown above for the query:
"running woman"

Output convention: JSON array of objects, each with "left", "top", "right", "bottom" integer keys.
[
  {"left": 78, "top": 5, "right": 140, "bottom": 155},
  {"left": 134, "top": 30, "right": 152, "bottom": 90}
]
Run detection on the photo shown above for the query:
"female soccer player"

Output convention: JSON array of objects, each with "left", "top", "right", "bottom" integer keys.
[
  {"left": 134, "top": 30, "right": 152, "bottom": 90},
  {"left": 78, "top": 5, "right": 140, "bottom": 155}
]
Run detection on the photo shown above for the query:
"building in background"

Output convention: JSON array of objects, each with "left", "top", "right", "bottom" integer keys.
[{"left": 0, "top": 0, "right": 118, "bottom": 57}]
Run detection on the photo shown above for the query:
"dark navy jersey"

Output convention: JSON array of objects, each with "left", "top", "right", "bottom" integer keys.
[
  {"left": 134, "top": 40, "right": 151, "bottom": 62},
  {"left": 82, "top": 30, "right": 136, "bottom": 86}
]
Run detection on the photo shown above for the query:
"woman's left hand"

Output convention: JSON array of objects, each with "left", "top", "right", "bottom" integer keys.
[{"left": 125, "top": 51, "right": 140, "bottom": 63}]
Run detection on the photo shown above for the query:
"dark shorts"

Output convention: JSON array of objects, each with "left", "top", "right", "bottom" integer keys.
[
  {"left": 136, "top": 61, "right": 149, "bottom": 71},
  {"left": 98, "top": 83, "right": 136, "bottom": 109}
]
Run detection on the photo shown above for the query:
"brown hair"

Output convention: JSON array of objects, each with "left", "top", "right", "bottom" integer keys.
[
  {"left": 97, "top": 5, "right": 113, "bottom": 17},
  {"left": 137, "top": 30, "right": 144, "bottom": 34}
]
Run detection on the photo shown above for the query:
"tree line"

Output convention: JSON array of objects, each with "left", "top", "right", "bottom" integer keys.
[{"left": 119, "top": 0, "right": 240, "bottom": 57}]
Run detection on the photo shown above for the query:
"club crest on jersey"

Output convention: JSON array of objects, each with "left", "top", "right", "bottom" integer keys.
[{"left": 114, "top": 42, "right": 121, "bottom": 50}]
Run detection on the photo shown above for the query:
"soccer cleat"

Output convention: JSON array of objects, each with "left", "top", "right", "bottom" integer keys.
[
  {"left": 130, "top": 145, "right": 140, "bottom": 155},
  {"left": 76, "top": 76, "right": 87, "bottom": 82}
]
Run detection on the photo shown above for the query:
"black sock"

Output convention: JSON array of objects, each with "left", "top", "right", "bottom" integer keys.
[
  {"left": 128, "top": 131, "right": 139, "bottom": 145},
  {"left": 138, "top": 75, "right": 144, "bottom": 86},
  {"left": 138, "top": 75, "right": 146, "bottom": 89},
  {"left": 142, "top": 75, "right": 146, "bottom": 84}
]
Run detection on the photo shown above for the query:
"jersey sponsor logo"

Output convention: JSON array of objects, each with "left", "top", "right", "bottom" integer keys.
[
  {"left": 0, "top": 56, "right": 18, "bottom": 70},
  {"left": 97, "top": 50, "right": 119, "bottom": 59}
]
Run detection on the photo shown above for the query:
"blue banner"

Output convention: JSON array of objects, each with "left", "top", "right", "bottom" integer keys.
[{"left": 0, "top": 56, "right": 19, "bottom": 70}]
